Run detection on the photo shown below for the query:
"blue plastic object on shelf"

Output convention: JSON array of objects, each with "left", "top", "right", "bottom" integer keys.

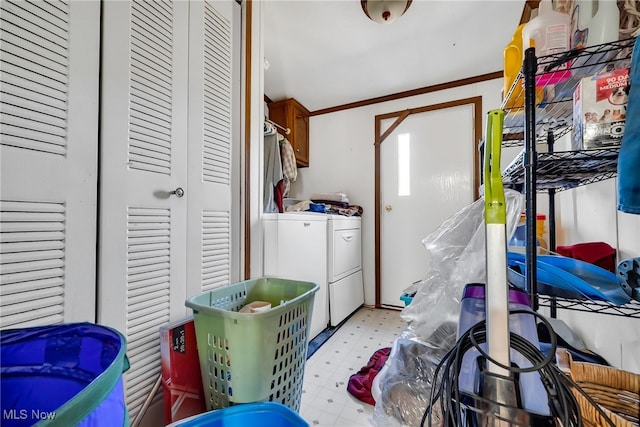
[
  {"left": 169, "top": 402, "right": 309, "bottom": 427},
  {"left": 507, "top": 252, "right": 631, "bottom": 305}
]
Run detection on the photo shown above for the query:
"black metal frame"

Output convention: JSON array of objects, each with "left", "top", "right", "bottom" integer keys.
[{"left": 501, "top": 38, "right": 640, "bottom": 319}]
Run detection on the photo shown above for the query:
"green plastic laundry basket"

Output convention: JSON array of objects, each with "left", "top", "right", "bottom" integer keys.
[{"left": 185, "top": 277, "right": 318, "bottom": 413}]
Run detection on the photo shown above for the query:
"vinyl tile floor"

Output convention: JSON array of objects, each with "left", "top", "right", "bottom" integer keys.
[{"left": 299, "top": 307, "right": 406, "bottom": 427}]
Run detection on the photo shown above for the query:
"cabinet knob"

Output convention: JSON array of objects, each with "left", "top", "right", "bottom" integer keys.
[{"left": 385, "top": 205, "right": 392, "bottom": 212}]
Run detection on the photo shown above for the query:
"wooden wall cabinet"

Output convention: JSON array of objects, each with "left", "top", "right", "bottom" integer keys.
[{"left": 269, "top": 98, "right": 310, "bottom": 167}]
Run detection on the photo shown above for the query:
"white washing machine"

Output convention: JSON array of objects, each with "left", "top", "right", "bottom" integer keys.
[
  {"left": 263, "top": 213, "right": 364, "bottom": 337},
  {"left": 327, "top": 216, "right": 364, "bottom": 326},
  {"left": 263, "top": 212, "right": 329, "bottom": 339}
]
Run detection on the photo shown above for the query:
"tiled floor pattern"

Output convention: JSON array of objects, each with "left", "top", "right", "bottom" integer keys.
[{"left": 299, "top": 307, "right": 406, "bottom": 426}]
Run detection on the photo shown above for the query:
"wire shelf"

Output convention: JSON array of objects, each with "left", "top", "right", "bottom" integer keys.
[
  {"left": 538, "top": 296, "right": 640, "bottom": 318},
  {"left": 502, "top": 147, "right": 619, "bottom": 191},
  {"left": 501, "top": 38, "right": 636, "bottom": 147}
]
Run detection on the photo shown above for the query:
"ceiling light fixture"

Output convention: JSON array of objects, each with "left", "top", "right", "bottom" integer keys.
[{"left": 361, "top": 0, "right": 412, "bottom": 24}]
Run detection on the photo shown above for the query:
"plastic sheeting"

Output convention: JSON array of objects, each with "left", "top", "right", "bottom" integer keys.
[
  {"left": 371, "top": 189, "right": 524, "bottom": 427},
  {"left": 400, "top": 189, "right": 524, "bottom": 342}
]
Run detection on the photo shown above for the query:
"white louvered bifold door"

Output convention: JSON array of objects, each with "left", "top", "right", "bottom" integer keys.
[
  {"left": 99, "top": 0, "right": 189, "bottom": 420},
  {"left": 186, "top": 0, "right": 236, "bottom": 298},
  {"left": 0, "top": 1, "right": 100, "bottom": 329},
  {"left": 99, "top": 0, "right": 238, "bottom": 421}
]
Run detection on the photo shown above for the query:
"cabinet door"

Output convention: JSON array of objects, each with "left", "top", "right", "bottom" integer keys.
[
  {"left": 292, "top": 103, "right": 309, "bottom": 167},
  {"left": 0, "top": 1, "right": 100, "bottom": 328}
]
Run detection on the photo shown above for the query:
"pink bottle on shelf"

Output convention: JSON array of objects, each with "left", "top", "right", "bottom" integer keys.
[{"left": 522, "top": 0, "right": 572, "bottom": 85}]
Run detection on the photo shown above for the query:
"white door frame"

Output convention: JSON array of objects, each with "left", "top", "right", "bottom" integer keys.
[{"left": 374, "top": 96, "right": 483, "bottom": 306}]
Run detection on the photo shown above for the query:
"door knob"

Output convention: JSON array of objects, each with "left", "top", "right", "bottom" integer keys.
[
  {"left": 170, "top": 187, "right": 185, "bottom": 198},
  {"left": 385, "top": 205, "right": 392, "bottom": 212}
]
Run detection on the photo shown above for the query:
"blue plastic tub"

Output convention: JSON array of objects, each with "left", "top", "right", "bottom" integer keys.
[
  {"left": 1, "top": 323, "right": 129, "bottom": 426},
  {"left": 170, "top": 402, "right": 309, "bottom": 427}
]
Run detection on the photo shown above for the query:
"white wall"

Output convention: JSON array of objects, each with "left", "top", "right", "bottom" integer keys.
[
  {"left": 290, "top": 79, "right": 640, "bottom": 374},
  {"left": 289, "top": 78, "right": 504, "bottom": 306}
]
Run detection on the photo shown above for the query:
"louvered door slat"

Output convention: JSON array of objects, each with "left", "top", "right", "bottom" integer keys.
[
  {"left": 1, "top": 267, "right": 64, "bottom": 285},
  {"left": 1, "top": 295, "right": 64, "bottom": 317},
  {"left": 132, "top": 2, "right": 172, "bottom": 35},
  {"left": 1, "top": 307, "right": 63, "bottom": 329},
  {"left": 1, "top": 285, "right": 63, "bottom": 305},
  {"left": 199, "top": 1, "right": 232, "bottom": 186},
  {"left": 1, "top": 48, "right": 67, "bottom": 84},
  {"left": 0, "top": 108, "right": 65, "bottom": 135},
  {"left": 1, "top": 249, "right": 64, "bottom": 264},
  {"left": 128, "top": 255, "right": 170, "bottom": 269},
  {"left": 0, "top": 199, "right": 66, "bottom": 327},
  {"left": 0, "top": 1, "right": 70, "bottom": 156},
  {"left": 127, "top": 248, "right": 170, "bottom": 261},
  {"left": 1, "top": 258, "right": 64, "bottom": 275},
  {"left": 1, "top": 62, "right": 67, "bottom": 94},
  {"left": 129, "top": 140, "right": 171, "bottom": 160},
  {"left": 200, "top": 209, "right": 229, "bottom": 291},
  {"left": 1, "top": 30, "right": 66, "bottom": 69},
  {"left": 1, "top": 84, "right": 66, "bottom": 114},
  {"left": 1, "top": 277, "right": 64, "bottom": 297},
  {"left": 126, "top": 334, "right": 157, "bottom": 359},
  {"left": 1, "top": 22, "right": 66, "bottom": 59},
  {"left": 203, "top": 116, "right": 231, "bottom": 136},
  {"left": 1, "top": 71, "right": 66, "bottom": 102},
  {"left": 128, "top": 0, "right": 173, "bottom": 177},
  {"left": 127, "top": 276, "right": 169, "bottom": 292},
  {"left": 129, "top": 148, "right": 171, "bottom": 166},
  {"left": 1, "top": 1, "right": 68, "bottom": 44},
  {"left": 130, "top": 99, "right": 171, "bottom": 126},
  {"left": 1, "top": 230, "right": 64, "bottom": 243},
  {"left": 0, "top": 241, "right": 63, "bottom": 254},
  {"left": 1, "top": 211, "right": 64, "bottom": 222},
  {"left": 128, "top": 284, "right": 168, "bottom": 299}
]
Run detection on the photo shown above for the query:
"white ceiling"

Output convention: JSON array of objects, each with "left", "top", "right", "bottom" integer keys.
[{"left": 263, "top": 0, "right": 527, "bottom": 112}]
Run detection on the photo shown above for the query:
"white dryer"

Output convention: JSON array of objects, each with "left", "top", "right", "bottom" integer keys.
[{"left": 327, "top": 216, "right": 364, "bottom": 326}]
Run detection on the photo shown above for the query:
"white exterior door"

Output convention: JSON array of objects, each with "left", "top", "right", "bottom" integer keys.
[
  {"left": 380, "top": 105, "right": 475, "bottom": 307},
  {"left": 99, "top": 0, "right": 237, "bottom": 420},
  {"left": 0, "top": 1, "right": 100, "bottom": 328}
]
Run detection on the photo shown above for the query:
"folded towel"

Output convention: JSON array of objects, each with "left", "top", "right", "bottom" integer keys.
[
  {"left": 618, "top": 36, "right": 640, "bottom": 214},
  {"left": 309, "top": 192, "right": 349, "bottom": 203}
]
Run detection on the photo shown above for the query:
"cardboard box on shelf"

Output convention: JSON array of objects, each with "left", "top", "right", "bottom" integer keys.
[
  {"left": 160, "top": 317, "right": 206, "bottom": 424},
  {"left": 572, "top": 68, "right": 630, "bottom": 150}
]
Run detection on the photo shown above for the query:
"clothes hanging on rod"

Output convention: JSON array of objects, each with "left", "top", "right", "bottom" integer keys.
[
  {"left": 265, "top": 117, "right": 290, "bottom": 135},
  {"left": 264, "top": 132, "right": 283, "bottom": 213},
  {"left": 264, "top": 121, "right": 277, "bottom": 135},
  {"left": 280, "top": 138, "right": 297, "bottom": 197}
]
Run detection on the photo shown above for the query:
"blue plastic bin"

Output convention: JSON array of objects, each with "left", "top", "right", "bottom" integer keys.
[
  {"left": 0, "top": 323, "right": 129, "bottom": 426},
  {"left": 170, "top": 402, "right": 309, "bottom": 427}
]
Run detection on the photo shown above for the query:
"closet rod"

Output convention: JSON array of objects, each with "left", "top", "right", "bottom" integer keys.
[{"left": 265, "top": 118, "right": 290, "bottom": 135}]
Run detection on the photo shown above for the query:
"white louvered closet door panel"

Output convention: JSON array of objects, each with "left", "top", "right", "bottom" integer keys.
[
  {"left": 0, "top": 1, "right": 100, "bottom": 329},
  {"left": 186, "top": 0, "right": 237, "bottom": 298},
  {"left": 99, "top": 0, "right": 189, "bottom": 420}
]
